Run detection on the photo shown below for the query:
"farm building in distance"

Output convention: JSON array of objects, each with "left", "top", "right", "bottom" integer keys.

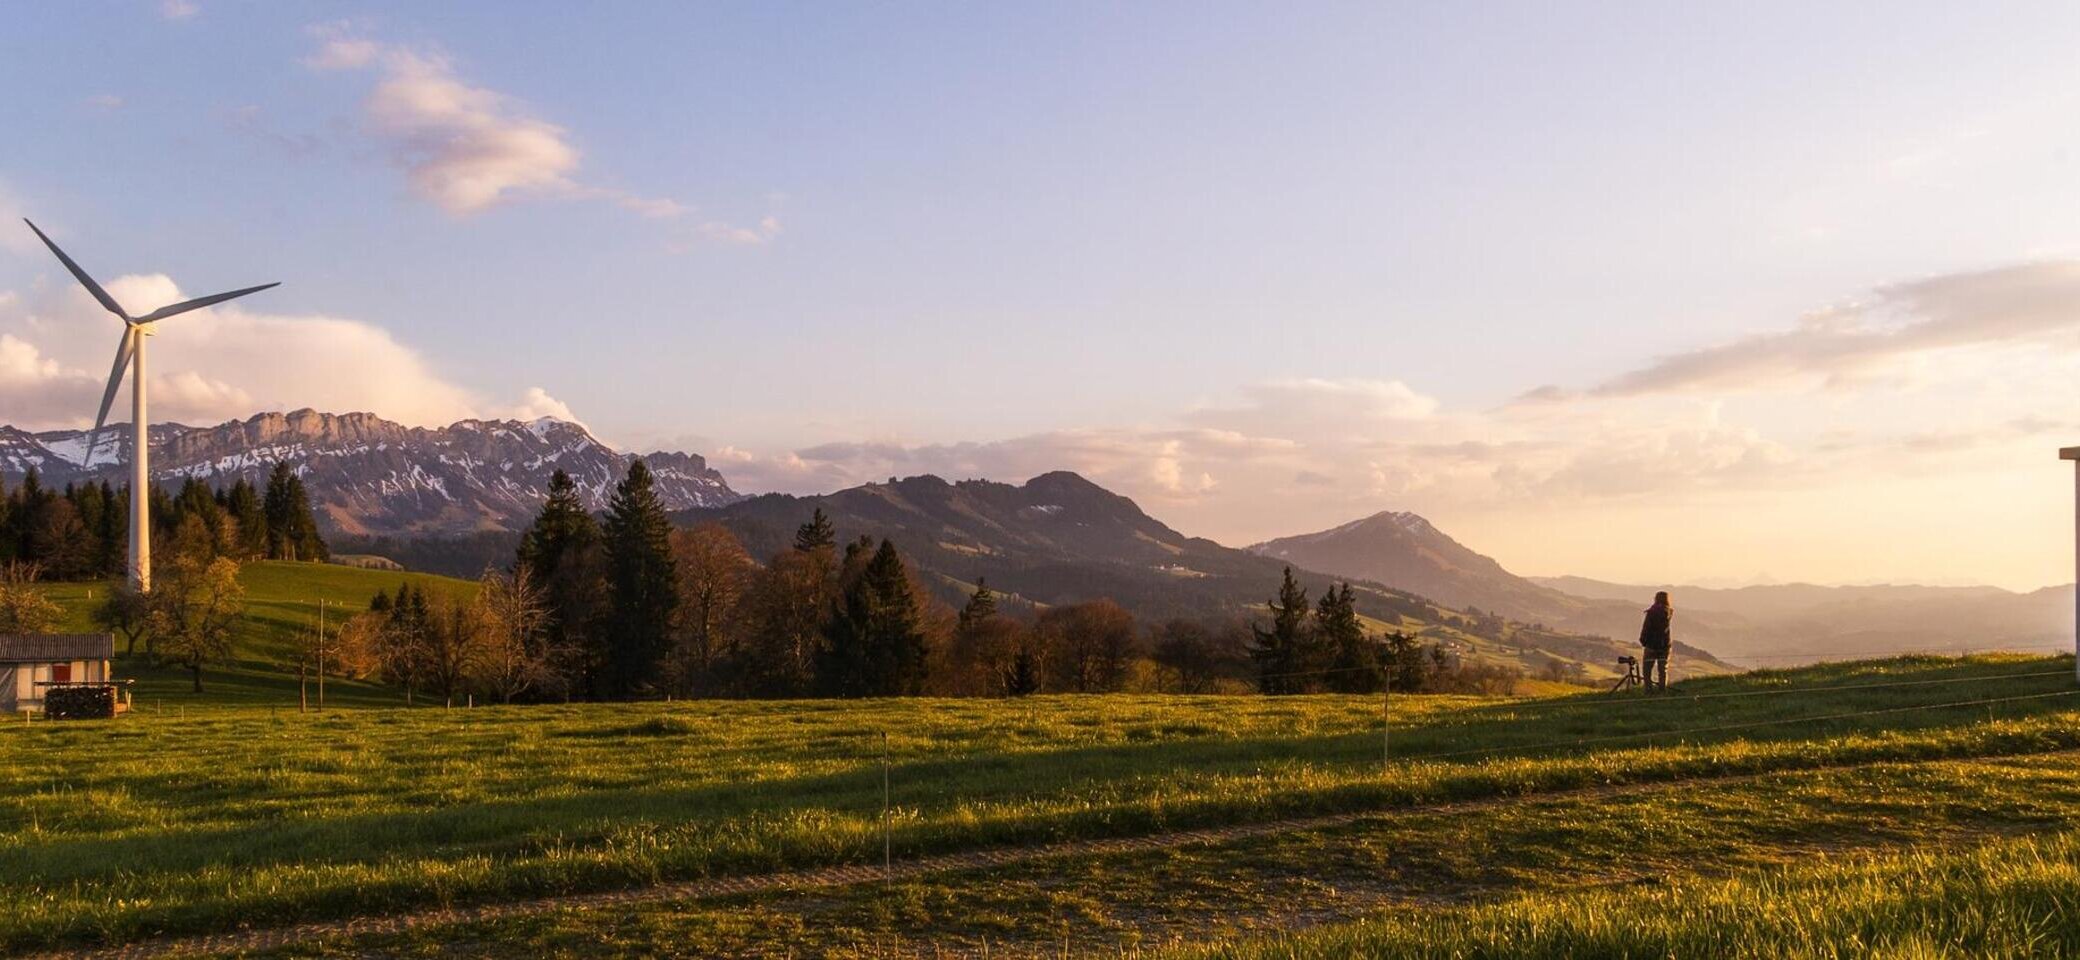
[{"left": 0, "top": 635, "right": 117, "bottom": 714}]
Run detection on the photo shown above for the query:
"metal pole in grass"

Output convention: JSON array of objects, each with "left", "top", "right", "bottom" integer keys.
[
  {"left": 1382, "top": 678, "right": 1391, "bottom": 769},
  {"left": 2066, "top": 445, "right": 2080, "bottom": 683},
  {"left": 890, "top": 735, "right": 898, "bottom": 885}
]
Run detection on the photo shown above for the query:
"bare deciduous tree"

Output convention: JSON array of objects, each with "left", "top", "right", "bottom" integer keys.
[
  {"left": 148, "top": 556, "right": 246, "bottom": 693},
  {"left": 0, "top": 562, "right": 61, "bottom": 635},
  {"left": 476, "top": 570, "right": 558, "bottom": 703}
]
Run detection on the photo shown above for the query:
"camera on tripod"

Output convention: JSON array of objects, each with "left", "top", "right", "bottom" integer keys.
[{"left": 1608, "top": 654, "right": 1643, "bottom": 694}]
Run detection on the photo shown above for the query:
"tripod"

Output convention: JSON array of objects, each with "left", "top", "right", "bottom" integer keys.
[{"left": 1607, "top": 655, "right": 1643, "bottom": 695}]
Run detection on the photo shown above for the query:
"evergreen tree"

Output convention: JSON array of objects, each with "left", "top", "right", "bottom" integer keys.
[
  {"left": 0, "top": 474, "right": 13, "bottom": 563},
  {"left": 31, "top": 497, "right": 93, "bottom": 580},
  {"left": 225, "top": 479, "right": 268, "bottom": 560},
  {"left": 13, "top": 470, "right": 48, "bottom": 566},
  {"left": 958, "top": 578, "right": 997, "bottom": 634},
  {"left": 98, "top": 483, "right": 127, "bottom": 578},
  {"left": 148, "top": 483, "right": 175, "bottom": 550},
  {"left": 515, "top": 469, "right": 608, "bottom": 698},
  {"left": 1383, "top": 631, "right": 1428, "bottom": 693},
  {"left": 818, "top": 538, "right": 930, "bottom": 697},
  {"left": 793, "top": 507, "right": 836, "bottom": 552},
  {"left": 1250, "top": 567, "right": 1314, "bottom": 694},
  {"left": 262, "top": 463, "right": 328, "bottom": 561},
  {"left": 1318, "top": 583, "right": 1383, "bottom": 693},
  {"left": 174, "top": 478, "right": 231, "bottom": 558},
  {"left": 601, "top": 459, "right": 678, "bottom": 698},
  {"left": 1002, "top": 645, "right": 1042, "bottom": 696},
  {"left": 70, "top": 483, "right": 107, "bottom": 574}
]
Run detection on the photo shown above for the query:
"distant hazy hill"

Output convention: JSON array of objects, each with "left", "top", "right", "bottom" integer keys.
[
  {"left": 1239, "top": 509, "right": 2070, "bottom": 667},
  {"left": 0, "top": 409, "right": 742, "bottom": 537},
  {"left": 1248, "top": 511, "right": 1584, "bottom": 624},
  {"left": 1534, "top": 575, "right": 2072, "bottom": 665},
  {"left": 680, "top": 471, "right": 1720, "bottom": 677}
]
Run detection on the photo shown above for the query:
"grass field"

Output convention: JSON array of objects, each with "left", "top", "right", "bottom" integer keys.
[
  {"left": 32, "top": 560, "right": 476, "bottom": 705},
  {"left": 1, "top": 652, "right": 2076, "bottom": 955}
]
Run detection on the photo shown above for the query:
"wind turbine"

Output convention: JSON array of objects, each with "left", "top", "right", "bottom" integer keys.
[{"left": 23, "top": 219, "right": 278, "bottom": 593}]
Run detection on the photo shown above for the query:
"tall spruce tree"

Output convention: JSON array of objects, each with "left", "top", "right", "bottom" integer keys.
[
  {"left": 225, "top": 479, "right": 268, "bottom": 560},
  {"left": 0, "top": 474, "right": 13, "bottom": 563},
  {"left": 516, "top": 469, "right": 609, "bottom": 698},
  {"left": 958, "top": 578, "right": 997, "bottom": 633},
  {"left": 793, "top": 507, "right": 837, "bottom": 552},
  {"left": 262, "top": 463, "right": 329, "bottom": 561},
  {"left": 1250, "top": 567, "right": 1314, "bottom": 694},
  {"left": 818, "top": 538, "right": 929, "bottom": 697},
  {"left": 97, "top": 483, "right": 126, "bottom": 576},
  {"left": 601, "top": 459, "right": 679, "bottom": 699},
  {"left": 1317, "top": 583, "right": 1383, "bottom": 693}
]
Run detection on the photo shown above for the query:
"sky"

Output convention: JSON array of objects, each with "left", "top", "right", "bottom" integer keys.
[{"left": 5, "top": 2, "right": 2080, "bottom": 591}]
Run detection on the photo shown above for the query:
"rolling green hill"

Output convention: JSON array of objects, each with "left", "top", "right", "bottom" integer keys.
[{"left": 31, "top": 561, "right": 477, "bottom": 706}]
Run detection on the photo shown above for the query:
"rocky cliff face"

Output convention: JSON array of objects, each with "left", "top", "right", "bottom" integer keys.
[{"left": 0, "top": 410, "right": 743, "bottom": 536}]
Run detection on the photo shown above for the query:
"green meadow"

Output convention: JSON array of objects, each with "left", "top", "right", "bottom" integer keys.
[
  {"left": 1, "top": 646, "right": 2075, "bottom": 954},
  {"left": 32, "top": 560, "right": 476, "bottom": 705}
]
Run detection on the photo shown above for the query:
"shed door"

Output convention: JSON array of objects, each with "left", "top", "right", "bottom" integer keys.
[{"left": 51, "top": 663, "right": 70, "bottom": 683}]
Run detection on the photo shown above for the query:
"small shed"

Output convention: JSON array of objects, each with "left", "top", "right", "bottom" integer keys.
[{"left": 0, "top": 634, "right": 115, "bottom": 713}]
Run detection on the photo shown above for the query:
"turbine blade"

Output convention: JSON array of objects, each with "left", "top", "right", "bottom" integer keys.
[
  {"left": 133, "top": 282, "right": 279, "bottom": 324},
  {"left": 85, "top": 328, "right": 136, "bottom": 468},
  {"left": 22, "top": 219, "right": 128, "bottom": 321}
]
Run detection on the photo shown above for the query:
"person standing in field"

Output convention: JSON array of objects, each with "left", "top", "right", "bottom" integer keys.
[{"left": 1638, "top": 591, "right": 1673, "bottom": 692}]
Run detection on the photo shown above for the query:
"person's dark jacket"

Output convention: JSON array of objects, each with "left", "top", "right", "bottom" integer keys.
[{"left": 1639, "top": 604, "right": 1673, "bottom": 653}]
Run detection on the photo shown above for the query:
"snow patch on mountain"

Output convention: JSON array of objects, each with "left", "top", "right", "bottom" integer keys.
[{"left": 0, "top": 409, "right": 744, "bottom": 537}]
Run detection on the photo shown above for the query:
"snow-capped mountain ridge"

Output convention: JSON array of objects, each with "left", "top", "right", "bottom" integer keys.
[{"left": 0, "top": 409, "right": 742, "bottom": 537}]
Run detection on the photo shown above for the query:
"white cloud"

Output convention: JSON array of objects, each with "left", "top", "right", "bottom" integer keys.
[
  {"left": 159, "top": 0, "right": 198, "bottom": 20},
  {"left": 304, "top": 27, "right": 777, "bottom": 245},
  {"left": 0, "top": 274, "right": 568, "bottom": 432},
  {"left": 696, "top": 216, "right": 783, "bottom": 246},
  {"left": 306, "top": 28, "right": 696, "bottom": 225},
  {"left": 84, "top": 94, "right": 123, "bottom": 111},
  {"left": 322, "top": 42, "right": 581, "bottom": 215},
  {"left": 501, "top": 386, "right": 579, "bottom": 423},
  {"left": 1563, "top": 262, "right": 2080, "bottom": 398}
]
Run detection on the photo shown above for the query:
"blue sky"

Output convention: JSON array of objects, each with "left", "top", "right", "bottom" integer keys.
[{"left": 7, "top": 2, "right": 2080, "bottom": 588}]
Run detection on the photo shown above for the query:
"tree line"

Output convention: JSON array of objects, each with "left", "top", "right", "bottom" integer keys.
[
  {"left": 312, "top": 461, "right": 1526, "bottom": 704},
  {"left": 0, "top": 462, "right": 329, "bottom": 581}
]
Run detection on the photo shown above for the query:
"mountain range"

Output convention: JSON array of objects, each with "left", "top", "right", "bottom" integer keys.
[
  {"left": 7, "top": 409, "right": 2046, "bottom": 671},
  {"left": 679, "top": 472, "right": 1726, "bottom": 677},
  {"left": 0, "top": 410, "right": 742, "bottom": 536}
]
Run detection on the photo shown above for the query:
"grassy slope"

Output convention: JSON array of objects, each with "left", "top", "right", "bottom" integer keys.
[
  {"left": 0, "top": 654, "right": 2073, "bottom": 952},
  {"left": 33, "top": 560, "right": 476, "bottom": 705},
  {"left": 1176, "top": 829, "right": 2080, "bottom": 960},
  {"left": 268, "top": 752, "right": 2080, "bottom": 958}
]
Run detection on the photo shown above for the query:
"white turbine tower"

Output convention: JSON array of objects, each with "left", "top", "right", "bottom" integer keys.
[{"left": 23, "top": 219, "right": 278, "bottom": 594}]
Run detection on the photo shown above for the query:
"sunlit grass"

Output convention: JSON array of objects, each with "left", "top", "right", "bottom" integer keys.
[
  {"left": 1175, "top": 828, "right": 2080, "bottom": 960},
  {"left": 260, "top": 752, "right": 2080, "bottom": 958},
  {"left": 34, "top": 560, "right": 475, "bottom": 705},
  {"left": 0, "top": 655, "right": 2071, "bottom": 950}
]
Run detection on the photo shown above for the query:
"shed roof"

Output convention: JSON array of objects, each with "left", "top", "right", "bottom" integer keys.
[{"left": 0, "top": 634, "right": 114, "bottom": 662}]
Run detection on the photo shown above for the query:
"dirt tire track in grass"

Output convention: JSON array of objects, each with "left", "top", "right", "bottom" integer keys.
[{"left": 30, "top": 745, "right": 2080, "bottom": 960}]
